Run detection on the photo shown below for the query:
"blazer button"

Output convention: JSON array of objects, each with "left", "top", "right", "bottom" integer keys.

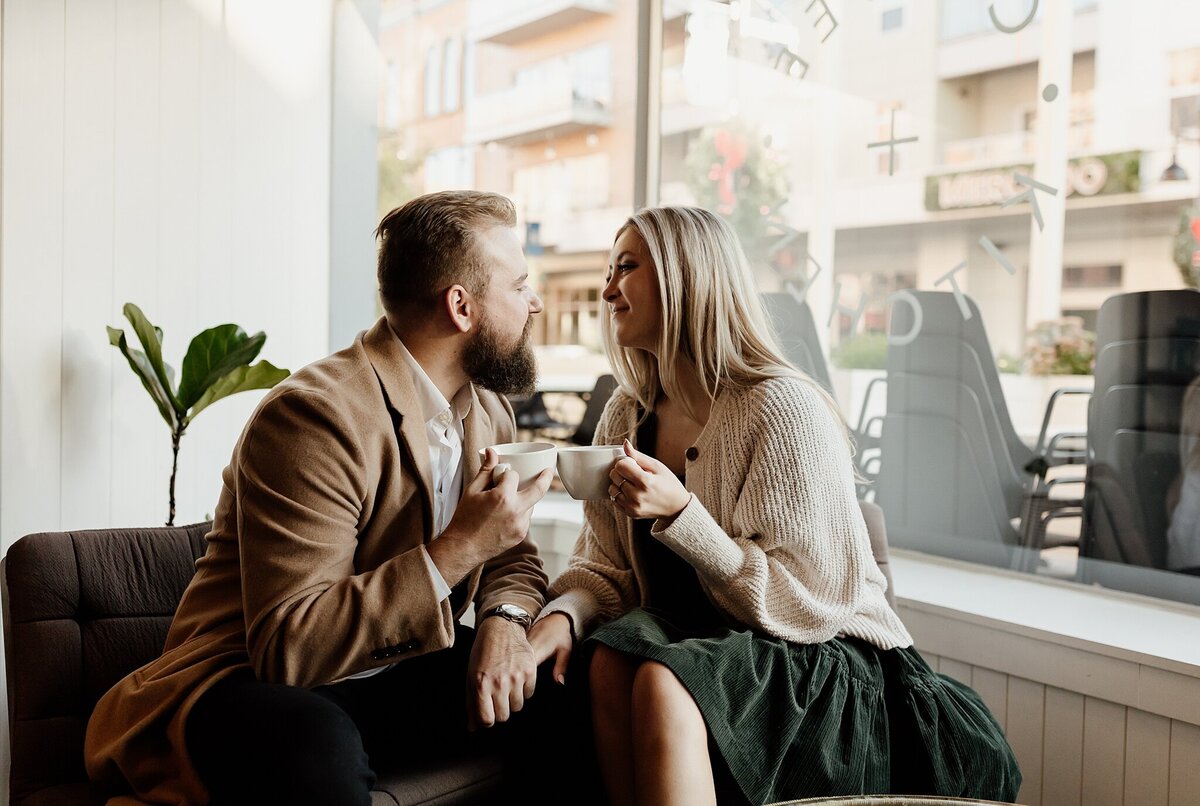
[{"left": 685, "top": 447, "right": 699, "bottom": 461}]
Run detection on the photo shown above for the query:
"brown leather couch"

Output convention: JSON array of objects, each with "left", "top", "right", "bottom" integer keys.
[
  {"left": 1, "top": 505, "right": 897, "bottom": 806},
  {"left": 1, "top": 523, "right": 504, "bottom": 806}
]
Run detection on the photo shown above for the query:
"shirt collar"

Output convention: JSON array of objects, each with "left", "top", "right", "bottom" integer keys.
[{"left": 393, "top": 335, "right": 473, "bottom": 428}]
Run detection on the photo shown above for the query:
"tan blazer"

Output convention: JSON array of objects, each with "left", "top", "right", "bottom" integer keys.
[{"left": 84, "top": 318, "right": 547, "bottom": 805}]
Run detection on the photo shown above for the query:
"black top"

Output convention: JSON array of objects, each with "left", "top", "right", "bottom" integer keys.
[{"left": 635, "top": 412, "right": 725, "bottom": 630}]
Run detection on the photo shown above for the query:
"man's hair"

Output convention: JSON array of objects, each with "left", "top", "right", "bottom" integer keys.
[{"left": 376, "top": 190, "right": 517, "bottom": 315}]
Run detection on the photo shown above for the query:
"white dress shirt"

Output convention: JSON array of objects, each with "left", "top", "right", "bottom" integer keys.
[{"left": 341, "top": 336, "right": 472, "bottom": 681}]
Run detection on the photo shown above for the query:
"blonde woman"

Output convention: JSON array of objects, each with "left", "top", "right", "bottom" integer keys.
[{"left": 527, "top": 207, "right": 1019, "bottom": 806}]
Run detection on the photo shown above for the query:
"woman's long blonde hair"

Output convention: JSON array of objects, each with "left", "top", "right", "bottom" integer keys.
[{"left": 603, "top": 206, "right": 855, "bottom": 453}]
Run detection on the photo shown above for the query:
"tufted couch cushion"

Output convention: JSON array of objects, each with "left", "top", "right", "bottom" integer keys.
[{"left": 2, "top": 523, "right": 504, "bottom": 806}]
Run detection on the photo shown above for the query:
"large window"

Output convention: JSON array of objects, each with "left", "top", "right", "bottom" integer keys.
[
  {"left": 378, "top": 0, "right": 1200, "bottom": 609},
  {"left": 658, "top": 0, "right": 1200, "bottom": 606}
]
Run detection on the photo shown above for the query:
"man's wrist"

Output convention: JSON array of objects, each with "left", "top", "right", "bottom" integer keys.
[{"left": 479, "top": 603, "right": 533, "bottom": 630}]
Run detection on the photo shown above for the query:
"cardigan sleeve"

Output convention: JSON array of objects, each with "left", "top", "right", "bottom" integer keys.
[
  {"left": 536, "top": 396, "right": 640, "bottom": 640},
  {"left": 650, "top": 380, "right": 871, "bottom": 643}
]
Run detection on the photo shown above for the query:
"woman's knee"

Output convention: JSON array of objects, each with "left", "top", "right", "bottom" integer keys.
[
  {"left": 630, "top": 661, "right": 704, "bottom": 728},
  {"left": 588, "top": 644, "right": 638, "bottom": 709}
]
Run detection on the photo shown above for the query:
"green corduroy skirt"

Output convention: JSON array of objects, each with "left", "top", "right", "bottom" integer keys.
[{"left": 587, "top": 608, "right": 1022, "bottom": 806}]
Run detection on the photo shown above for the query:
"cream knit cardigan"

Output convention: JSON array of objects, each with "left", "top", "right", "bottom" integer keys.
[{"left": 538, "top": 376, "right": 913, "bottom": 650}]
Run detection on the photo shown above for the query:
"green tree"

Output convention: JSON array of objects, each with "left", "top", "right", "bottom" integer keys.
[
  {"left": 685, "top": 121, "right": 790, "bottom": 261},
  {"left": 1173, "top": 208, "right": 1200, "bottom": 288}
]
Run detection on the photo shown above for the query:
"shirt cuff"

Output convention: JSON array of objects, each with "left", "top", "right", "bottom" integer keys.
[{"left": 422, "top": 547, "right": 453, "bottom": 602}]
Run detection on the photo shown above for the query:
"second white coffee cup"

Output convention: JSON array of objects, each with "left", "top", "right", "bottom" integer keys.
[{"left": 557, "top": 445, "right": 625, "bottom": 500}]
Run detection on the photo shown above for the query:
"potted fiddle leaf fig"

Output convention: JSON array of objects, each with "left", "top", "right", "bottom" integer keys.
[{"left": 108, "top": 303, "right": 290, "bottom": 526}]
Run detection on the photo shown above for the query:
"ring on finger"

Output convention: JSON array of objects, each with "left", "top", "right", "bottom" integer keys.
[{"left": 616, "top": 477, "right": 628, "bottom": 490}]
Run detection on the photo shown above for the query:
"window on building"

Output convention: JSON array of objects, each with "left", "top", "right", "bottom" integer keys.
[
  {"left": 1063, "top": 264, "right": 1123, "bottom": 288},
  {"left": 442, "top": 38, "right": 461, "bottom": 114},
  {"left": 423, "top": 45, "right": 440, "bottom": 118}
]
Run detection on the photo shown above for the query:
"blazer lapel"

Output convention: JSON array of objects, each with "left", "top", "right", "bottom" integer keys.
[
  {"left": 361, "top": 318, "right": 436, "bottom": 531},
  {"left": 462, "top": 385, "right": 491, "bottom": 483}
]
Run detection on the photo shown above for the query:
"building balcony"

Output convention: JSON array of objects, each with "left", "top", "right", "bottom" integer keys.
[
  {"left": 531, "top": 205, "right": 631, "bottom": 254},
  {"left": 465, "top": 71, "right": 611, "bottom": 146},
  {"left": 942, "top": 122, "right": 1096, "bottom": 170},
  {"left": 938, "top": 0, "right": 1098, "bottom": 80},
  {"left": 467, "top": 0, "right": 614, "bottom": 46}
]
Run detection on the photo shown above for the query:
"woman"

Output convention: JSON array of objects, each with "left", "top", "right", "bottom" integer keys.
[{"left": 527, "top": 206, "right": 1020, "bottom": 806}]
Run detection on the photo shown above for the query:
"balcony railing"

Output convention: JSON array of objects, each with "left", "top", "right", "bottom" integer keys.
[
  {"left": 942, "top": 124, "right": 1096, "bottom": 170},
  {"left": 531, "top": 205, "right": 631, "bottom": 254},
  {"left": 466, "top": 70, "right": 612, "bottom": 146},
  {"left": 467, "top": 0, "right": 614, "bottom": 45}
]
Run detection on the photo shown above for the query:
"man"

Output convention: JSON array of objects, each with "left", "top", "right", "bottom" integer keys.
[{"left": 86, "top": 191, "right": 557, "bottom": 805}]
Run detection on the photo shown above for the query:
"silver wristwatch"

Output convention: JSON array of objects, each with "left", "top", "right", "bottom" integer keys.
[{"left": 481, "top": 603, "right": 533, "bottom": 630}]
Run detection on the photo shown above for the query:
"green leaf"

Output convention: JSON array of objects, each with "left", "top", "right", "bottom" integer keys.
[
  {"left": 185, "top": 361, "right": 290, "bottom": 425},
  {"left": 108, "top": 326, "right": 177, "bottom": 428},
  {"left": 177, "top": 325, "right": 266, "bottom": 410},
  {"left": 122, "top": 303, "right": 181, "bottom": 413}
]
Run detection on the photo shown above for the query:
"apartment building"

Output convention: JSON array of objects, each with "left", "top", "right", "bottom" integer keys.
[
  {"left": 379, "top": 0, "right": 641, "bottom": 349},
  {"left": 658, "top": 0, "right": 1200, "bottom": 357}
]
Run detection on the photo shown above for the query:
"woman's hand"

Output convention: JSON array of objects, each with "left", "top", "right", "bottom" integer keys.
[
  {"left": 608, "top": 439, "right": 691, "bottom": 523},
  {"left": 527, "top": 612, "right": 573, "bottom": 684}
]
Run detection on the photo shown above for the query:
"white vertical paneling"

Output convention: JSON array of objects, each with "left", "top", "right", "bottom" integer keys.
[
  {"left": 939, "top": 657, "right": 971, "bottom": 685},
  {"left": 971, "top": 667, "right": 1009, "bottom": 733},
  {"left": 192, "top": 0, "right": 237, "bottom": 522},
  {"left": 158, "top": 0, "right": 205, "bottom": 524},
  {"left": 1169, "top": 720, "right": 1200, "bottom": 806},
  {"left": 0, "top": 0, "right": 66, "bottom": 551},
  {"left": 1126, "top": 709, "right": 1171, "bottom": 806},
  {"left": 111, "top": 0, "right": 165, "bottom": 528},
  {"left": 1042, "top": 687, "right": 1084, "bottom": 806},
  {"left": 1007, "top": 677, "right": 1045, "bottom": 806},
  {"left": 1082, "top": 697, "right": 1126, "bottom": 806},
  {"left": 60, "top": 0, "right": 117, "bottom": 531}
]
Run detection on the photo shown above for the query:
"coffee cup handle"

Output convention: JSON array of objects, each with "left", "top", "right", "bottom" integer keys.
[{"left": 491, "top": 463, "right": 512, "bottom": 486}]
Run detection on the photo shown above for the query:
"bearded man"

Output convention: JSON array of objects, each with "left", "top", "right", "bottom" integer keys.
[{"left": 85, "top": 191, "right": 559, "bottom": 805}]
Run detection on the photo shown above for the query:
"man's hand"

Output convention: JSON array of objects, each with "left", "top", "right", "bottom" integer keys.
[
  {"left": 467, "top": 616, "right": 537, "bottom": 731},
  {"left": 429, "top": 448, "right": 554, "bottom": 588},
  {"left": 527, "top": 612, "right": 573, "bottom": 685}
]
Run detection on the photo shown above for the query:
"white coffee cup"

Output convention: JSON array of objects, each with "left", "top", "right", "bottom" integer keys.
[
  {"left": 557, "top": 445, "right": 625, "bottom": 500},
  {"left": 483, "top": 442, "right": 558, "bottom": 490}
]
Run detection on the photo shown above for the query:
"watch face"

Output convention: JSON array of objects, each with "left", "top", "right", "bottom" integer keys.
[{"left": 495, "top": 604, "right": 531, "bottom": 625}]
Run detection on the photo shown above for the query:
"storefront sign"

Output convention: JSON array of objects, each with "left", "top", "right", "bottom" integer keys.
[{"left": 924, "top": 151, "right": 1141, "bottom": 212}]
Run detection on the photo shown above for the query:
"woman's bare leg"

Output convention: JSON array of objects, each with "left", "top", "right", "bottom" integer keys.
[
  {"left": 589, "top": 645, "right": 640, "bottom": 805},
  {"left": 630, "top": 660, "right": 717, "bottom": 806}
]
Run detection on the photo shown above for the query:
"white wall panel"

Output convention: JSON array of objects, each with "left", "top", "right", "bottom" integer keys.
[
  {"left": 61, "top": 0, "right": 117, "bottom": 532},
  {"left": 1007, "top": 677, "right": 1045, "bottom": 806},
  {"left": 1125, "top": 710, "right": 1171, "bottom": 806},
  {"left": 111, "top": 0, "right": 165, "bottom": 528},
  {"left": 1, "top": 0, "right": 65, "bottom": 556},
  {"left": 971, "top": 668, "right": 1009, "bottom": 733},
  {"left": 1169, "top": 720, "right": 1200, "bottom": 806},
  {"left": 1081, "top": 697, "right": 1126, "bottom": 806},
  {"left": 1042, "top": 687, "right": 1084, "bottom": 806}
]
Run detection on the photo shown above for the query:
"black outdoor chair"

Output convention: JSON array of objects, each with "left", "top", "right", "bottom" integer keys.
[{"left": 1078, "top": 289, "right": 1200, "bottom": 604}]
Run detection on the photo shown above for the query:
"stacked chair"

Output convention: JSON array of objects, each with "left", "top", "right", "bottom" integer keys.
[
  {"left": 1077, "top": 289, "right": 1200, "bottom": 604},
  {"left": 874, "top": 291, "right": 1085, "bottom": 569},
  {"left": 761, "top": 292, "right": 881, "bottom": 488}
]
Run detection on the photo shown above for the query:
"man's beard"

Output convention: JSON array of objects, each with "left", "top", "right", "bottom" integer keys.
[{"left": 463, "top": 315, "right": 537, "bottom": 396}]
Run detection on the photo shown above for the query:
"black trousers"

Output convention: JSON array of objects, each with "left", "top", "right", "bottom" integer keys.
[{"left": 186, "top": 623, "right": 596, "bottom": 806}]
